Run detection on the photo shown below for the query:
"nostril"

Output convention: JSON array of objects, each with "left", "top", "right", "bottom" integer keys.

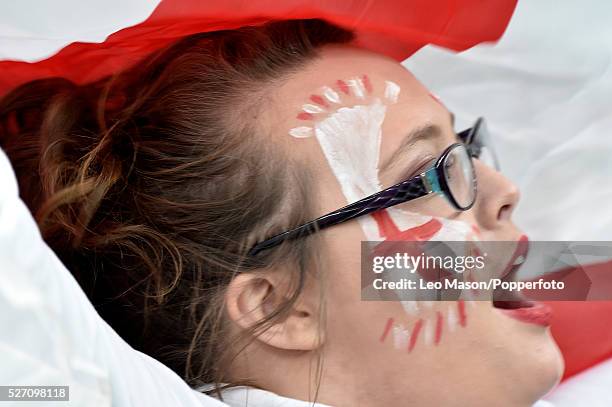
[{"left": 498, "top": 204, "right": 513, "bottom": 221}]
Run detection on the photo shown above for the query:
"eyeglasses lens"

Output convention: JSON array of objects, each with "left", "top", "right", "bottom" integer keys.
[
  {"left": 472, "top": 120, "right": 500, "bottom": 171},
  {"left": 444, "top": 145, "right": 476, "bottom": 209}
]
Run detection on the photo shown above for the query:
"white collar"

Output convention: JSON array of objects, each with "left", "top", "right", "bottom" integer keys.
[
  {"left": 201, "top": 385, "right": 554, "bottom": 407},
  {"left": 200, "top": 385, "right": 331, "bottom": 407}
]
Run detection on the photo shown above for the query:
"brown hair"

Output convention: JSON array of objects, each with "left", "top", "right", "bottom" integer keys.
[{"left": 0, "top": 19, "right": 353, "bottom": 392}]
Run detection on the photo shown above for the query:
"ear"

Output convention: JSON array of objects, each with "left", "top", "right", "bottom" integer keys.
[{"left": 225, "top": 270, "right": 322, "bottom": 351}]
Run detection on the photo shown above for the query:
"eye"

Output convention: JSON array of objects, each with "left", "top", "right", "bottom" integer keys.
[
  {"left": 395, "top": 156, "right": 436, "bottom": 184},
  {"left": 444, "top": 153, "right": 456, "bottom": 179},
  {"left": 415, "top": 157, "right": 436, "bottom": 174},
  {"left": 412, "top": 157, "right": 437, "bottom": 179}
]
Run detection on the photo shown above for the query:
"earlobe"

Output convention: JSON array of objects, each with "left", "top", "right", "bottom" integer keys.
[{"left": 225, "top": 272, "right": 323, "bottom": 351}]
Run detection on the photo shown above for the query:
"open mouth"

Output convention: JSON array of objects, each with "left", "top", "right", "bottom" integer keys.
[
  {"left": 490, "top": 235, "right": 552, "bottom": 326},
  {"left": 492, "top": 291, "right": 534, "bottom": 309},
  {"left": 493, "top": 236, "right": 532, "bottom": 309}
]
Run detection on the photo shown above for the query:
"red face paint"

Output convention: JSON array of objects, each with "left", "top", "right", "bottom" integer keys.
[
  {"left": 434, "top": 311, "right": 444, "bottom": 345},
  {"left": 362, "top": 74, "right": 373, "bottom": 94},
  {"left": 380, "top": 317, "right": 394, "bottom": 342},
  {"left": 408, "top": 318, "right": 424, "bottom": 352},
  {"left": 336, "top": 79, "right": 350, "bottom": 95},
  {"left": 457, "top": 300, "right": 468, "bottom": 327},
  {"left": 292, "top": 74, "right": 375, "bottom": 129},
  {"left": 372, "top": 210, "right": 442, "bottom": 241},
  {"left": 310, "top": 94, "right": 329, "bottom": 107},
  {"left": 297, "top": 112, "right": 313, "bottom": 121},
  {"left": 294, "top": 76, "right": 474, "bottom": 353}
]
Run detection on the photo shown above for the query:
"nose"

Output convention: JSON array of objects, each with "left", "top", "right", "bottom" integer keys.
[{"left": 471, "top": 160, "right": 520, "bottom": 230}]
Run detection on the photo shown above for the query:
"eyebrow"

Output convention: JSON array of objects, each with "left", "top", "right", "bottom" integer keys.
[
  {"left": 379, "top": 123, "right": 444, "bottom": 174},
  {"left": 379, "top": 111, "right": 455, "bottom": 175}
]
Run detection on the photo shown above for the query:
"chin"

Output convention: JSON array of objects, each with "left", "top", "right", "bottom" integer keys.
[{"left": 522, "top": 330, "right": 565, "bottom": 402}]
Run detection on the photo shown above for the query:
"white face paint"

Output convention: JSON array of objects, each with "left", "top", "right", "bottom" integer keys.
[
  {"left": 346, "top": 78, "right": 366, "bottom": 99},
  {"left": 384, "top": 80, "right": 401, "bottom": 103},
  {"left": 288, "top": 77, "right": 475, "bottom": 243},
  {"left": 422, "top": 319, "right": 435, "bottom": 346},
  {"left": 400, "top": 300, "right": 419, "bottom": 315},
  {"left": 303, "top": 103, "right": 325, "bottom": 114},
  {"left": 392, "top": 324, "right": 410, "bottom": 350},
  {"left": 447, "top": 304, "right": 459, "bottom": 332},
  {"left": 314, "top": 99, "right": 387, "bottom": 239},
  {"left": 288, "top": 75, "right": 477, "bottom": 350},
  {"left": 322, "top": 86, "right": 341, "bottom": 104},
  {"left": 289, "top": 126, "right": 314, "bottom": 138},
  {"left": 289, "top": 78, "right": 430, "bottom": 239}
]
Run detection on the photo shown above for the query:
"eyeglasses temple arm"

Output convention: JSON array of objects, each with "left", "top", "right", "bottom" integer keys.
[{"left": 248, "top": 177, "right": 429, "bottom": 256}]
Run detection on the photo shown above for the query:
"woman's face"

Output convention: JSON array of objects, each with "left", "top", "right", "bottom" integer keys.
[{"left": 262, "top": 46, "right": 563, "bottom": 406}]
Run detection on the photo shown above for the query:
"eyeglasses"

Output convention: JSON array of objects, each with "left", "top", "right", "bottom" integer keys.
[{"left": 248, "top": 117, "right": 498, "bottom": 256}]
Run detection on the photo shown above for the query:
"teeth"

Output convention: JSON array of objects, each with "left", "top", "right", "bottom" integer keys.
[{"left": 513, "top": 255, "right": 525, "bottom": 266}]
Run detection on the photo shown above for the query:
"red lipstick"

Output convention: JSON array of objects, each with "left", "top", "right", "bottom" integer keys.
[
  {"left": 494, "top": 235, "right": 552, "bottom": 327},
  {"left": 499, "top": 302, "right": 552, "bottom": 327}
]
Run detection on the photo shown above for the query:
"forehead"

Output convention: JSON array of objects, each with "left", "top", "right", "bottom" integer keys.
[
  {"left": 262, "top": 45, "right": 451, "bottom": 211},
  {"left": 269, "top": 45, "right": 448, "bottom": 126}
]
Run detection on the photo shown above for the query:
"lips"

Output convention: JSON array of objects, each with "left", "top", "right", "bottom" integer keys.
[
  {"left": 499, "top": 234, "right": 530, "bottom": 280},
  {"left": 497, "top": 302, "right": 553, "bottom": 327},
  {"left": 492, "top": 235, "right": 553, "bottom": 327},
  {"left": 492, "top": 234, "right": 529, "bottom": 306}
]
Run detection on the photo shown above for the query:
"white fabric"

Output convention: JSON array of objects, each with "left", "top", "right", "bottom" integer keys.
[
  {"left": 0, "top": 0, "right": 159, "bottom": 61},
  {"left": 403, "top": 0, "right": 612, "bottom": 403},
  {"left": 0, "top": 147, "right": 228, "bottom": 407},
  {"left": 210, "top": 386, "right": 550, "bottom": 407},
  {"left": 403, "top": 0, "right": 612, "bottom": 242},
  {"left": 201, "top": 386, "right": 331, "bottom": 407},
  {"left": 545, "top": 358, "right": 612, "bottom": 407}
]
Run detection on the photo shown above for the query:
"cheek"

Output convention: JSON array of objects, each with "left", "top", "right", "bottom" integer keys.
[
  {"left": 371, "top": 206, "right": 480, "bottom": 249},
  {"left": 378, "top": 300, "right": 473, "bottom": 353},
  {"left": 322, "top": 219, "right": 367, "bottom": 297},
  {"left": 301, "top": 77, "right": 486, "bottom": 355}
]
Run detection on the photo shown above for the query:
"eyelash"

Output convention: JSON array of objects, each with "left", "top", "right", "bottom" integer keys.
[
  {"left": 395, "top": 129, "right": 462, "bottom": 185},
  {"left": 398, "top": 155, "right": 436, "bottom": 183}
]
